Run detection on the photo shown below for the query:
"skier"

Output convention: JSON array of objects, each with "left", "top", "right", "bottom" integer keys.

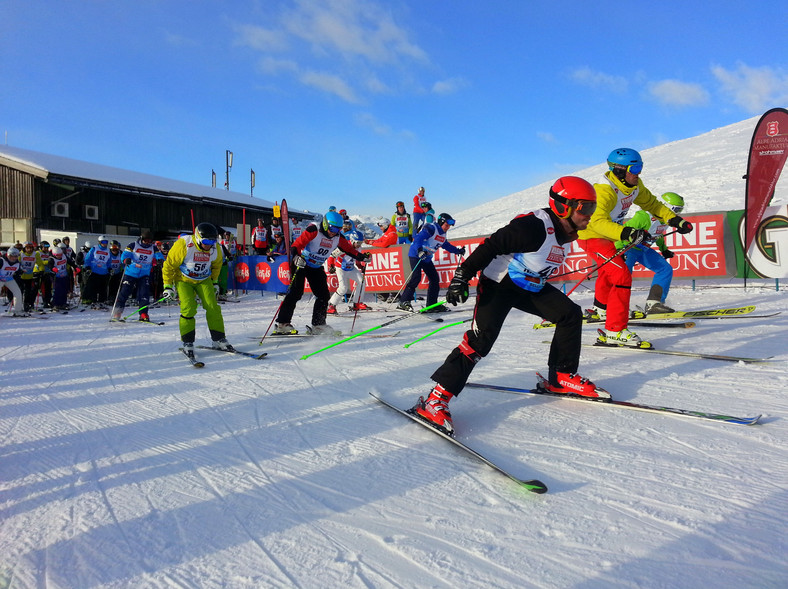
[
  {"left": 273, "top": 210, "right": 370, "bottom": 335},
  {"left": 327, "top": 229, "right": 370, "bottom": 314},
  {"left": 615, "top": 191, "right": 685, "bottom": 314},
  {"left": 420, "top": 201, "right": 436, "bottom": 227},
  {"left": 162, "top": 223, "right": 235, "bottom": 355},
  {"left": 365, "top": 218, "right": 398, "bottom": 248},
  {"left": 82, "top": 236, "right": 112, "bottom": 308},
  {"left": 577, "top": 148, "right": 693, "bottom": 347},
  {"left": 397, "top": 213, "right": 465, "bottom": 313},
  {"left": 391, "top": 201, "right": 413, "bottom": 244},
  {"left": 412, "top": 187, "right": 428, "bottom": 232},
  {"left": 17, "top": 242, "right": 40, "bottom": 312},
  {"left": 411, "top": 177, "right": 605, "bottom": 435},
  {"left": 49, "top": 246, "right": 71, "bottom": 311},
  {"left": 35, "top": 241, "right": 53, "bottom": 309},
  {"left": 107, "top": 240, "right": 124, "bottom": 304},
  {"left": 0, "top": 247, "right": 24, "bottom": 316},
  {"left": 252, "top": 218, "right": 269, "bottom": 255},
  {"left": 112, "top": 231, "right": 165, "bottom": 322}
]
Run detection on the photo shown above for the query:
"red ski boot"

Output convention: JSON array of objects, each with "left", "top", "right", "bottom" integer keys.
[
  {"left": 542, "top": 372, "right": 611, "bottom": 399},
  {"left": 351, "top": 302, "right": 370, "bottom": 311},
  {"left": 413, "top": 384, "right": 454, "bottom": 435}
]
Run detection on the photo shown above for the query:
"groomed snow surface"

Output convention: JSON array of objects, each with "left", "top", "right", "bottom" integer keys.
[{"left": 1, "top": 284, "right": 786, "bottom": 588}]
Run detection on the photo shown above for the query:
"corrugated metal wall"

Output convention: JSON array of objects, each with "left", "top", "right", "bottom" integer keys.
[{"left": 0, "top": 166, "right": 35, "bottom": 217}]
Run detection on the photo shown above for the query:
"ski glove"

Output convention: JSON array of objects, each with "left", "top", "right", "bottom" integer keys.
[
  {"left": 445, "top": 266, "right": 474, "bottom": 306},
  {"left": 293, "top": 255, "right": 307, "bottom": 269},
  {"left": 162, "top": 286, "right": 176, "bottom": 301},
  {"left": 661, "top": 249, "right": 675, "bottom": 259},
  {"left": 668, "top": 216, "right": 693, "bottom": 234},
  {"left": 357, "top": 252, "right": 371, "bottom": 262},
  {"left": 123, "top": 257, "right": 132, "bottom": 265},
  {"left": 620, "top": 227, "right": 650, "bottom": 246},
  {"left": 213, "top": 282, "right": 220, "bottom": 296},
  {"left": 418, "top": 249, "right": 431, "bottom": 259},
  {"left": 457, "top": 246, "right": 467, "bottom": 256}
]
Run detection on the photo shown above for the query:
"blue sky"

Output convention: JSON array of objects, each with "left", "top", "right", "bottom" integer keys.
[{"left": 2, "top": 0, "right": 787, "bottom": 217}]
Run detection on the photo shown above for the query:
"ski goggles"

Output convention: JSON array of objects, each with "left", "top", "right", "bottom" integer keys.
[
  {"left": 573, "top": 199, "right": 597, "bottom": 216},
  {"left": 98, "top": 240, "right": 109, "bottom": 246},
  {"left": 327, "top": 224, "right": 343, "bottom": 234},
  {"left": 443, "top": 218, "right": 455, "bottom": 226},
  {"left": 626, "top": 162, "right": 643, "bottom": 175},
  {"left": 199, "top": 238, "right": 217, "bottom": 246}
]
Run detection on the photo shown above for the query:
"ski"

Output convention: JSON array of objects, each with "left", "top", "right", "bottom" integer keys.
[
  {"left": 179, "top": 347, "right": 205, "bottom": 368},
  {"left": 255, "top": 330, "right": 400, "bottom": 341},
  {"left": 464, "top": 379, "right": 761, "bottom": 426},
  {"left": 194, "top": 345, "right": 267, "bottom": 359},
  {"left": 110, "top": 318, "right": 166, "bottom": 326},
  {"left": 370, "top": 392, "right": 548, "bottom": 493},
  {"left": 626, "top": 321, "right": 695, "bottom": 328},
  {"left": 0, "top": 313, "right": 49, "bottom": 320},
  {"left": 534, "top": 305, "right": 762, "bottom": 329},
  {"left": 387, "top": 308, "right": 446, "bottom": 322},
  {"left": 571, "top": 329, "right": 775, "bottom": 363}
]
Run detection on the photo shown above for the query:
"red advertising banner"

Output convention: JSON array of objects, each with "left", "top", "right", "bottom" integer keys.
[{"left": 744, "top": 107, "right": 788, "bottom": 253}]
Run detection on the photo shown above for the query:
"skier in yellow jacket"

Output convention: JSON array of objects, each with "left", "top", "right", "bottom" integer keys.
[
  {"left": 577, "top": 148, "right": 693, "bottom": 347},
  {"left": 162, "top": 223, "right": 234, "bottom": 358}
]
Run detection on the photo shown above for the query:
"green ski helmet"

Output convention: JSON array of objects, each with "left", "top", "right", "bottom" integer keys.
[{"left": 661, "top": 192, "right": 684, "bottom": 214}]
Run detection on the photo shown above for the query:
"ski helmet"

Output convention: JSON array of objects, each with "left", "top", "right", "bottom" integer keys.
[
  {"left": 83, "top": 241, "right": 91, "bottom": 249},
  {"left": 376, "top": 217, "right": 390, "bottom": 229},
  {"left": 437, "top": 213, "right": 455, "bottom": 227},
  {"left": 51, "top": 246, "right": 63, "bottom": 257},
  {"left": 549, "top": 176, "right": 597, "bottom": 219},
  {"left": 140, "top": 229, "right": 153, "bottom": 242},
  {"left": 97, "top": 235, "right": 108, "bottom": 246},
  {"left": 348, "top": 229, "right": 364, "bottom": 246},
  {"left": 6, "top": 247, "right": 20, "bottom": 258},
  {"left": 194, "top": 222, "right": 219, "bottom": 249},
  {"left": 40, "top": 241, "right": 50, "bottom": 250},
  {"left": 660, "top": 192, "right": 685, "bottom": 214},
  {"left": 322, "top": 210, "right": 344, "bottom": 234},
  {"left": 607, "top": 148, "right": 643, "bottom": 178},
  {"left": 62, "top": 236, "right": 70, "bottom": 243},
  {"left": 110, "top": 240, "right": 121, "bottom": 249},
  {"left": 421, "top": 201, "right": 432, "bottom": 211}
]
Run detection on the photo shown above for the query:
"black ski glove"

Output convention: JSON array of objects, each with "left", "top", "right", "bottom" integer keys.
[
  {"left": 445, "top": 266, "right": 474, "bottom": 306},
  {"left": 661, "top": 249, "right": 675, "bottom": 259},
  {"left": 620, "top": 227, "right": 651, "bottom": 246},
  {"left": 668, "top": 216, "right": 693, "bottom": 234}
]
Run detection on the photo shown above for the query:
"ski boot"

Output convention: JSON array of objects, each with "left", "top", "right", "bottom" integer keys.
[
  {"left": 326, "top": 304, "right": 337, "bottom": 315},
  {"left": 542, "top": 371, "right": 611, "bottom": 399},
  {"left": 645, "top": 300, "right": 675, "bottom": 314},
  {"left": 111, "top": 308, "right": 123, "bottom": 321},
  {"left": 424, "top": 304, "right": 450, "bottom": 313},
  {"left": 351, "top": 302, "right": 370, "bottom": 311},
  {"left": 273, "top": 322, "right": 298, "bottom": 335},
  {"left": 212, "top": 338, "right": 235, "bottom": 351},
  {"left": 182, "top": 342, "right": 196, "bottom": 358},
  {"left": 412, "top": 384, "right": 454, "bottom": 435},
  {"left": 139, "top": 311, "right": 150, "bottom": 322},
  {"left": 396, "top": 301, "right": 413, "bottom": 312},
  {"left": 308, "top": 323, "right": 341, "bottom": 336},
  {"left": 584, "top": 306, "right": 606, "bottom": 322},
  {"left": 599, "top": 328, "right": 652, "bottom": 348}
]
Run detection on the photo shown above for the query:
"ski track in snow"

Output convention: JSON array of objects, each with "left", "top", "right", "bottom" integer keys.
[{"left": 0, "top": 285, "right": 786, "bottom": 588}]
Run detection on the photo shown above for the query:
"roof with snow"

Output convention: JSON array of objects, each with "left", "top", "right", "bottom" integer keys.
[{"left": 0, "top": 144, "right": 305, "bottom": 213}]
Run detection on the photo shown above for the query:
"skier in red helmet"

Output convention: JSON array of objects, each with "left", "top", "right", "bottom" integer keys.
[{"left": 410, "top": 176, "right": 606, "bottom": 436}]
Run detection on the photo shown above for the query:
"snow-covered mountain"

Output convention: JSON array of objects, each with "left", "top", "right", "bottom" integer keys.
[
  {"left": 1, "top": 116, "right": 787, "bottom": 589},
  {"left": 453, "top": 115, "right": 771, "bottom": 238}
]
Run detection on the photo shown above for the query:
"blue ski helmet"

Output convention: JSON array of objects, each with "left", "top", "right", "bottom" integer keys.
[
  {"left": 607, "top": 148, "right": 643, "bottom": 176},
  {"left": 322, "top": 210, "right": 344, "bottom": 234}
]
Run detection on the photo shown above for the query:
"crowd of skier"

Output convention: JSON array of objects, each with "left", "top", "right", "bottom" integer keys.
[{"left": 2, "top": 147, "right": 696, "bottom": 436}]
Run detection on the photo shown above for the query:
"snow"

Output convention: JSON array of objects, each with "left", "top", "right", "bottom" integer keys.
[{"left": 2, "top": 116, "right": 788, "bottom": 588}]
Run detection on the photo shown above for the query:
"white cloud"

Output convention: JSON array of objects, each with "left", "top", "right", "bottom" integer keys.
[
  {"left": 234, "top": 24, "right": 289, "bottom": 52},
  {"left": 233, "top": 0, "right": 432, "bottom": 103},
  {"left": 300, "top": 70, "right": 360, "bottom": 103},
  {"left": 712, "top": 62, "right": 788, "bottom": 113},
  {"left": 648, "top": 79, "right": 710, "bottom": 107},
  {"left": 355, "top": 112, "right": 391, "bottom": 135},
  {"left": 569, "top": 67, "right": 628, "bottom": 92},
  {"left": 431, "top": 77, "right": 468, "bottom": 95}
]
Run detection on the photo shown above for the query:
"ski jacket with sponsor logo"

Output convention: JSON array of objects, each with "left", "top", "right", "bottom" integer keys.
[
  {"left": 291, "top": 224, "right": 365, "bottom": 269},
  {"left": 162, "top": 236, "right": 223, "bottom": 285},
  {"left": 121, "top": 239, "right": 165, "bottom": 278}
]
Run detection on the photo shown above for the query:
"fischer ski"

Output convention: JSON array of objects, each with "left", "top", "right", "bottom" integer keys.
[
  {"left": 370, "top": 393, "right": 548, "bottom": 493},
  {"left": 577, "top": 329, "right": 775, "bottom": 363},
  {"left": 110, "top": 318, "right": 166, "bottom": 326},
  {"left": 194, "top": 345, "right": 267, "bottom": 359},
  {"left": 534, "top": 305, "right": 763, "bottom": 329},
  {"left": 464, "top": 378, "right": 761, "bottom": 426},
  {"left": 179, "top": 347, "right": 205, "bottom": 368}
]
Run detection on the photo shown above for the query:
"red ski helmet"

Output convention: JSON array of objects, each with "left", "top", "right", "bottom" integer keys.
[{"left": 548, "top": 176, "right": 597, "bottom": 219}]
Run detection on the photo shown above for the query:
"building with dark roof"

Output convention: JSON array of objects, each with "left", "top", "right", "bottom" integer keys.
[{"left": 0, "top": 145, "right": 311, "bottom": 246}]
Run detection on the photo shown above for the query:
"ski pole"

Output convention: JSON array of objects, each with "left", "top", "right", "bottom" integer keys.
[
  {"left": 403, "top": 317, "right": 473, "bottom": 348},
  {"left": 259, "top": 265, "right": 300, "bottom": 345},
  {"left": 108, "top": 265, "right": 127, "bottom": 321},
  {"left": 121, "top": 294, "right": 169, "bottom": 321},
  {"left": 564, "top": 238, "right": 646, "bottom": 297},
  {"left": 390, "top": 257, "right": 423, "bottom": 304},
  {"left": 350, "top": 262, "right": 367, "bottom": 333},
  {"left": 300, "top": 300, "right": 446, "bottom": 360}
]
